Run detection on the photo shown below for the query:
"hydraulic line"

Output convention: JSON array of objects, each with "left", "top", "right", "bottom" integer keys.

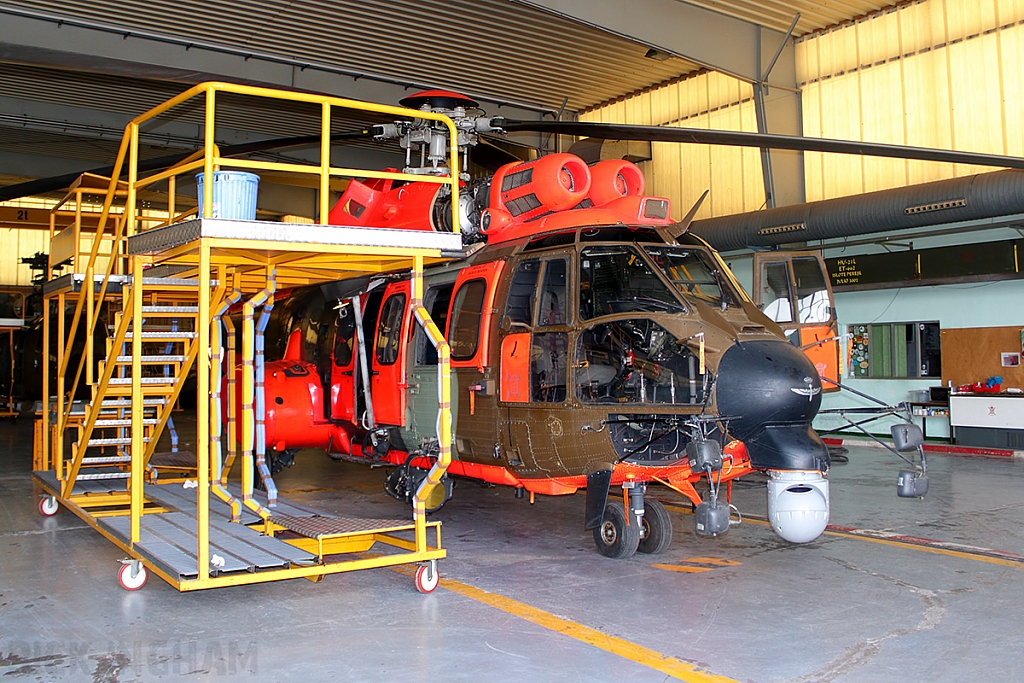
[
  {"left": 409, "top": 260, "right": 451, "bottom": 548},
  {"left": 163, "top": 319, "right": 179, "bottom": 453},
  {"left": 241, "top": 276, "right": 275, "bottom": 519},
  {"left": 210, "top": 289, "right": 242, "bottom": 522},
  {"left": 221, "top": 308, "right": 238, "bottom": 484},
  {"left": 254, "top": 283, "right": 278, "bottom": 505}
]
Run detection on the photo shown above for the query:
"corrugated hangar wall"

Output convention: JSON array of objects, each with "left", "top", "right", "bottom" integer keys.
[
  {"left": 580, "top": 73, "right": 764, "bottom": 219},
  {"left": 582, "top": 0, "right": 1024, "bottom": 219}
]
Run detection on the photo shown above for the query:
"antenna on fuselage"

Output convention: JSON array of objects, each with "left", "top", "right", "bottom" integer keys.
[{"left": 662, "top": 189, "right": 709, "bottom": 241}]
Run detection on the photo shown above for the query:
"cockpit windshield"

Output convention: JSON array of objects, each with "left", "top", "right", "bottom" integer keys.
[
  {"left": 579, "top": 246, "right": 686, "bottom": 320},
  {"left": 645, "top": 246, "right": 739, "bottom": 309}
]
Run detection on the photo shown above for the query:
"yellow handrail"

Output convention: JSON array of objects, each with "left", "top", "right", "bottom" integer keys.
[{"left": 53, "top": 80, "right": 463, "bottom": 493}]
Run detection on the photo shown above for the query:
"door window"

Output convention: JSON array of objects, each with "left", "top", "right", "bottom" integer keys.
[
  {"left": 793, "top": 256, "right": 831, "bottom": 324},
  {"left": 760, "top": 261, "right": 794, "bottom": 323},
  {"left": 450, "top": 279, "right": 487, "bottom": 361},
  {"left": 503, "top": 259, "right": 540, "bottom": 326},
  {"left": 537, "top": 258, "right": 568, "bottom": 326},
  {"left": 375, "top": 293, "right": 406, "bottom": 366}
]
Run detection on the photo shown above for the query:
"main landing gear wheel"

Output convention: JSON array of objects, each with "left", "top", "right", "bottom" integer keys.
[
  {"left": 38, "top": 496, "right": 58, "bottom": 517},
  {"left": 117, "top": 562, "right": 148, "bottom": 591},
  {"left": 414, "top": 561, "right": 439, "bottom": 594},
  {"left": 638, "top": 499, "right": 673, "bottom": 555},
  {"left": 593, "top": 501, "right": 640, "bottom": 559}
]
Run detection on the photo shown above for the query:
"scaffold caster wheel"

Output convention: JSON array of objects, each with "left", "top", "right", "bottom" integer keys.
[
  {"left": 414, "top": 562, "right": 439, "bottom": 594},
  {"left": 118, "top": 561, "right": 148, "bottom": 591},
  {"left": 38, "top": 496, "right": 58, "bottom": 517}
]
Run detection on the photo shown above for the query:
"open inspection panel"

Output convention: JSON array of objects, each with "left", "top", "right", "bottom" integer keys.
[{"left": 32, "top": 82, "right": 462, "bottom": 592}]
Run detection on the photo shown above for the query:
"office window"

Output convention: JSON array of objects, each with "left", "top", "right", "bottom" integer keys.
[{"left": 848, "top": 322, "right": 941, "bottom": 378}]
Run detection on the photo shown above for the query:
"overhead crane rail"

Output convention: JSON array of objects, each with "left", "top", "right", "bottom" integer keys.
[{"left": 33, "top": 81, "right": 459, "bottom": 592}]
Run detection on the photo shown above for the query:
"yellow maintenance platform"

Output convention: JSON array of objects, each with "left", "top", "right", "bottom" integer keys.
[{"left": 32, "top": 82, "right": 458, "bottom": 592}]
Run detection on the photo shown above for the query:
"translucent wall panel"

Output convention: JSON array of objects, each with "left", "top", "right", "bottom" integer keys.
[
  {"left": 580, "top": 72, "right": 763, "bottom": 219},
  {"left": 798, "top": 0, "right": 1024, "bottom": 201},
  {"left": 0, "top": 228, "right": 48, "bottom": 286}
]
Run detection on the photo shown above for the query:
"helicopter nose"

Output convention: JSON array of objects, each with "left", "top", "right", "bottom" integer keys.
[{"left": 715, "top": 339, "right": 830, "bottom": 472}]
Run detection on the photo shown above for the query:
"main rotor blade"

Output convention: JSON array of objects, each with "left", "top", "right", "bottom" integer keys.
[
  {"left": 0, "top": 128, "right": 381, "bottom": 203},
  {"left": 497, "top": 120, "right": 1024, "bottom": 171}
]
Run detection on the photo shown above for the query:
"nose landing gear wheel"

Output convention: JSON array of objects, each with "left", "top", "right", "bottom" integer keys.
[
  {"left": 38, "top": 496, "right": 58, "bottom": 517},
  {"left": 118, "top": 562, "right": 148, "bottom": 591},
  {"left": 414, "top": 562, "right": 439, "bottom": 593},
  {"left": 593, "top": 501, "right": 640, "bottom": 559},
  {"left": 637, "top": 498, "right": 673, "bottom": 554}
]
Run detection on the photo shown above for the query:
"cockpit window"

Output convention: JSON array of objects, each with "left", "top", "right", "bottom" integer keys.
[
  {"left": 645, "top": 246, "right": 739, "bottom": 309},
  {"left": 579, "top": 246, "right": 685, "bottom": 320}
]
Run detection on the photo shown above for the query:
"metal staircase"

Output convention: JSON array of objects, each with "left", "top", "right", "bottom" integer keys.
[{"left": 60, "top": 289, "right": 201, "bottom": 496}]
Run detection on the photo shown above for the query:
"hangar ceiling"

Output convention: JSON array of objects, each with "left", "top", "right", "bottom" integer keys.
[{"left": 0, "top": 0, "right": 893, "bottom": 195}]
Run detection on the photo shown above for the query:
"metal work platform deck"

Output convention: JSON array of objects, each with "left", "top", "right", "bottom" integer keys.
[
  {"left": 34, "top": 469, "right": 126, "bottom": 497},
  {"left": 144, "top": 480, "right": 326, "bottom": 526},
  {"left": 126, "top": 217, "right": 464, "bottom": 256},
  {"left": 98, "top": 512, "right": 315, "bottom": 579}
]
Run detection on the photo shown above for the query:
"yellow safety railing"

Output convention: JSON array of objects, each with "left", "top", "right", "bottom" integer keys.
[{"left": 49, "top": 81, "right": 463, "bottom": 491}]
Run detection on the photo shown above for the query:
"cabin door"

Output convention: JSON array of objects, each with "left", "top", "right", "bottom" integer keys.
[
  {"left": 446, "top": 261, "right": 504, "bottom": 460},
  {"left": 753, "top": 251, "right": 840, "bottom": 389},
  {"left": 400, "top": 277, "right": 456, "bottom": 449},
  {"left": 329, "top": 299, "right": 359, "bottom": 424},
  {"left": 497, "top": 252, "right": 574, "bottom": 471},
  {"left": 371, "top": 281, "right": 412, "bottom": 427}
]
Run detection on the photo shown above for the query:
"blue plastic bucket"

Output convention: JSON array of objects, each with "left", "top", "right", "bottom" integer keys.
[{"left": 196, "top": 171, "right": 259, "bottom": 220}]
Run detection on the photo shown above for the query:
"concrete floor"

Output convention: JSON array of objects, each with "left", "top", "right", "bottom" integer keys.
[{"left": 2, "top": 417, "right": 1024, "bottom": 682}]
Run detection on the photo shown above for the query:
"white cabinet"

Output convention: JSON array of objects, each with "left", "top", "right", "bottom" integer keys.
[{"left": 950, "top": 394, "right": 1024, "bottom": 430}]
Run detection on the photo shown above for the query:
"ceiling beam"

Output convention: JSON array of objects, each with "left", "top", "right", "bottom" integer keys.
[{"left": 512, "top": 0, "right": 797, "bottom": 88}]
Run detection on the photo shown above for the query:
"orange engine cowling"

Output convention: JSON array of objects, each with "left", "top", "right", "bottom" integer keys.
[
  {"left": 587, "top": 159, "right": 645, "bottom": 207},
  {"left": 328, "top": 174, "right": 441, "bottom": 231},
  {"left": 488, "top": 153, "right": 591, "bottom": 224}
]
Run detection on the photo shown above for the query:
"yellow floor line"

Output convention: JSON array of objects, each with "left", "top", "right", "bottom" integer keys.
[
  {"left": 436, "top": 575, "right": 741, "bottom": 683},
  {"left": 651, "top": 564, "right": 714, "bottom": 573},
  {"left": 662, "top": 503, "right": 1024, "bottom": 569},
  {"left": 819, "top": 530, "right": 1024, "bottom": 568}
]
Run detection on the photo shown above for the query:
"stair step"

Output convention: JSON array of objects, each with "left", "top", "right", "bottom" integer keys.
[
  {"left": 100, "top": 398, "right": 167, "bottom": 407},
  {"left": 77, "top": 472, "right": 132, "bottom": 481},
  {"left": 94, "top": 418, "right": 159, "bottom": 427},
  {"left": 81, "top": 455, "right": 132, "bottom": 465},
  {"left": 103, "top": 386, "right": 177, "bottom": 396},
  {"left": 114, "top": 355, "right": 187, "bottom": 363},
  {"left": 123, "top": 332, "right": 195, "bottom": 339},
  {"left": 85, "top": 437, "right": 151, "bottom": 446},
  {"left": 108, "top": 377, "right": 176, "bottom": 385},
  {"left": 141, "top": 305, "right": 199, "bottom": 314}
]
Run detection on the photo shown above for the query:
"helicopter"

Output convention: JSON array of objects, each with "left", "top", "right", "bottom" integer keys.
[
  {"left": 226, "top": 89, "right": 853, "bottom": 560},
  {"left": 14, "top": 86, "right": 1015, "bottom": 558},
  {"left": 206, "top": 85, "right": 1024, "bottom": 559}
]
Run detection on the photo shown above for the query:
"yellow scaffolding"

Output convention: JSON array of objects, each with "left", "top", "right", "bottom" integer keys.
[
  {"left": 34, "top": 82, "right": 458, "bottom": 591},
  {"left": 0, "top": 290, "right": 24, "bottom": 418}
]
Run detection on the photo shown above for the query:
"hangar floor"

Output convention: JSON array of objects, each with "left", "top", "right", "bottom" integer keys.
[{"left": 2, "top": 417, "right": 1022, "bottom": 682}]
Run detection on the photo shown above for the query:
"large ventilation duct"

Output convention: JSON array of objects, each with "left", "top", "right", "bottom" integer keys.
[{"left": 690, "top": 170, "right": 1024, "bottom": 252}]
